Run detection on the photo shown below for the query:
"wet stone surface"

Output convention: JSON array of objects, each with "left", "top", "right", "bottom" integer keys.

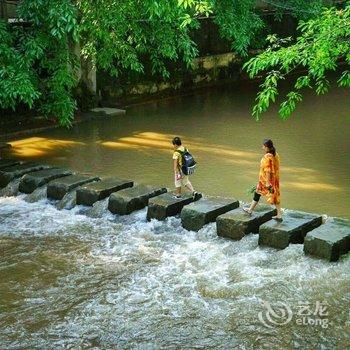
[
  {"left": 19, "top": 168, "right": 73, "bottom": 194},
  {"left": 76, "top": 178, "right": 134, "bottom": 206},
  {"left": 89, "top": 107, "right": 126, "bottom": 117},
  {"left": 108, "top": 184, "right": 167, "bottom": 215},
  {"left": 181, "top": 197, "right": 239, "bottom": 232},
  {"left": 0, "top": 163, "right": 51, "bottom": 188},
  {"left": 258, "top": 210, "right": 323, "bottom": 250},
  {"left": 147, "top": 192, "right": 201, "bottom": 221},
  {"left": 0, "top": 159, "right": 20, "bottom": 170},
  {"left": 304, "top": 218, "right": 350, "bottom": 261},
  {"left": 217, "top": 205, "right": 277, "bottom": 240},
  {"left": 47, "top": 174, "right": 100, "bottom": 200}
]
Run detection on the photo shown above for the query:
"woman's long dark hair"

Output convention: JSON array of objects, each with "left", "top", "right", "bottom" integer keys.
[{"left": 263, "top": 139, "right": 276, "bottom": 156}]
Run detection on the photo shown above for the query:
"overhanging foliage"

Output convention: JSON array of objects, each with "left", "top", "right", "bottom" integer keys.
[
  {"left": 244, "top": 2, "right": 350, "bottom": 119},
  {"left": 0, "top": 0, "right": 346, "bottom": 125}
]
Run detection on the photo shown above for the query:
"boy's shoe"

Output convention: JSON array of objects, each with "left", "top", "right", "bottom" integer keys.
[
  {"left": 173, "top": 194, "right": 182, "bottom": 199},
  {"left": 192, "top": 191, "right": 202, "bottom": 200},
  {"left": 272, "top": 216, "right": 283, "bottom": 222}
]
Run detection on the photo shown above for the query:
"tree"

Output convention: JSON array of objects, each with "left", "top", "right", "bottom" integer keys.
[
  {"left": 244, "top": 2, "right": 350, "bottom": 119},
  {"left": 1, "top": 0, "right": 213, "bottom": 126},
  {"left": 0, "top": 0, "right": 344, "bottom": 125},
  {"left": 0, "top": 0, "right": 79, "bottom": 126}
]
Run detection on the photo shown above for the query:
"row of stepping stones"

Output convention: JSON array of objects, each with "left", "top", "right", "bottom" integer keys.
[{"left": 1, "top": 158, "right": 349, "bottom": 262}]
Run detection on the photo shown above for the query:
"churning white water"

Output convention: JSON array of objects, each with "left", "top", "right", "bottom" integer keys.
[{"left": 0, "top": 193, "right": 349, "bottom": 349}]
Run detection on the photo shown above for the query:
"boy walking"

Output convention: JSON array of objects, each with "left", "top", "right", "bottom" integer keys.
[{"left": 172, "top": 137, "right": 198, "bottom": 198}]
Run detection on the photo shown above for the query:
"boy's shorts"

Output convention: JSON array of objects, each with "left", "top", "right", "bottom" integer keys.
[{"left": 175, "top": 175, "right": 190, "bottom": 188}]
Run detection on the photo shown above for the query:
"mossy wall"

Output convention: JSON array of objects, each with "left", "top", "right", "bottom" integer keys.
[
  {"left": 97, "top": 15, "right": 298, "bottom": 106},
  {"left": 98, "top": 52, "right": 244, "bottom": 106}
]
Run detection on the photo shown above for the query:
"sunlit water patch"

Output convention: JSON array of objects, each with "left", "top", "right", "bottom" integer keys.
[{"left": 0, "top": 196, "right": 349, "bottom": 349}]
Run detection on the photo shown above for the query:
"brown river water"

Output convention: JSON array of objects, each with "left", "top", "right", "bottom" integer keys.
[
  {"left": 1, "top": 81, "right": 349, "bottom": 349},
  {"left": 5, "top": 81, "right": 350, "bottom": 218}
]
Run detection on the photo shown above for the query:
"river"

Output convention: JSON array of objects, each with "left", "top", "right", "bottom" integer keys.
[
  {"left": 1, "top": 81, "right": 349, "bottom": 349},
  {"left": 6, "top": 81, "right": 350, "bottom": 219}
]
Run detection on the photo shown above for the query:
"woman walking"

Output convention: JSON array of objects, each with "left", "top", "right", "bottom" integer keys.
[{"left": 243, "top": 139, "right": 282, "bottom": 221}]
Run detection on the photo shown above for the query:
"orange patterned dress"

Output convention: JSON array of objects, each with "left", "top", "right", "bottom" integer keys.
[{"left": 256, "top": 153, "right": 280, "bottom": 205}]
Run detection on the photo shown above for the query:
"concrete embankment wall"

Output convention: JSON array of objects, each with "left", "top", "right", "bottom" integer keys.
[
  {"left": 98, "top": 53, "right": 245, "bottom": 106},
  {"left": 97, "top": 15, "right": 299, "bottom": 105},
  {"left": 1, "top": 158, "right": 349, "bottom": 263}
]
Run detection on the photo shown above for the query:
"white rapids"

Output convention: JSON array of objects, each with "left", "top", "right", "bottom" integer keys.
[{"left": 0, "top": 193, "right": 349, "bottom": 349}]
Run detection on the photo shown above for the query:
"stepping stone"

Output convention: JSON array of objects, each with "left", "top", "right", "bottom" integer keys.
[
  {"left": 304, "top": 218, "right": 350, "bottom": 262},
  {"left": 89, "top": 107, "right": 126, "bottom": 117},
  {"left": 19, "top": 168, "right": 73, "bottom": 194},
  {"left": 258, "top": 211, "right": 323, "bottom": 250},
  {"left": 181, "top": 197, "right": 239, "bottom": 231},
  {"left": 217, "top": 205, "right": 277, "bottom": 240},
  {"left": 108, "top": 184, "right": 167, "bottom": 215},
  {"left": 147, "top": 192, "right": 202, "bottom": 221},
  {"left": 0, "top": 163, "right": 51, "bottom": 188},
  {"left": 0, "top": 159, "right": 20, "bottom": 170},
  {"left": 76, "top": 178, "right": 134, "bottom": 206},
  {"left": 47, "top": 174, "right": 100, "bottom": 200}
]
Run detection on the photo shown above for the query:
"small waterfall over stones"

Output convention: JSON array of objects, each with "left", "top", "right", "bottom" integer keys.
[
  {"left": 24, "top": 185, "right": 48, "bottom": 203},
  {"left": 0, "top": 178, "right": 21, "bottom": 197},
  {"left": 56, "top": 190, "right": 77, "bottom": 210}
]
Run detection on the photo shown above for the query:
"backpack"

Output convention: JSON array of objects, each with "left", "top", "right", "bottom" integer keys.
[{"left": 176, "top": 148, "right": 197, "bottom": 175}]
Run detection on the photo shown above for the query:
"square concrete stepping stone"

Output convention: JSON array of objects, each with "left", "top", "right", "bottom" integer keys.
[
  {"left": 19, "top": 168, "right": 73, "bottom": 194},
  {"left": 47, "top": 174, "right": 100, "bottom": 200},
  {"left": 304, "top": 218, "right": 350, "bottom": 261},
  {"left": 90, "top": 107, "right": 126, "bottom": 117},
  {"left": 0, "top": 159, "right": 20, "bottom": 170},
  {"left": 217, "top": 205, "right": 277, "bottom": 240},
  {"left": 0, "top": 163, "right": 51, "bottom": 188},
  {"left": 147, "top": 192, "right": 202, "bottom": 221},
  {"left": 108, "top": 184, "right": 167, "bottom": 215},
  {"left": 76, "top": 178, "right": 134, "bottom": 206},
  {"left": 181, "top": 197, "right": 239, "bottom": 231},
  {"left": 258, "top": 211, "right": 323, "bottom": 250}
]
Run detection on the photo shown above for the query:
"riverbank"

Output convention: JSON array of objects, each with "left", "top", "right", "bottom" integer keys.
[{"left": 0, "top": 108, "right": 126, "bottom": 142}]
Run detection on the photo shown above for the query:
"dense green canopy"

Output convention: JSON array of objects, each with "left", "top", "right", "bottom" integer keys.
[{"left": 0, "top": 0, "right": 347, "bottom": 125}]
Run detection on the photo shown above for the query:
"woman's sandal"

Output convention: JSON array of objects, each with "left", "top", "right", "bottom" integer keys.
[
  {"left": 272, "top": 216, "right": 283, "bottom": 222},
  {"left": 242, "top": 207, "right": 252, "bottom": 216}
]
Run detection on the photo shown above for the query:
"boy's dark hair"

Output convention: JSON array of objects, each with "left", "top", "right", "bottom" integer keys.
[{"left": 172, "top": 137, "right": 182, "bottom": 146}]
